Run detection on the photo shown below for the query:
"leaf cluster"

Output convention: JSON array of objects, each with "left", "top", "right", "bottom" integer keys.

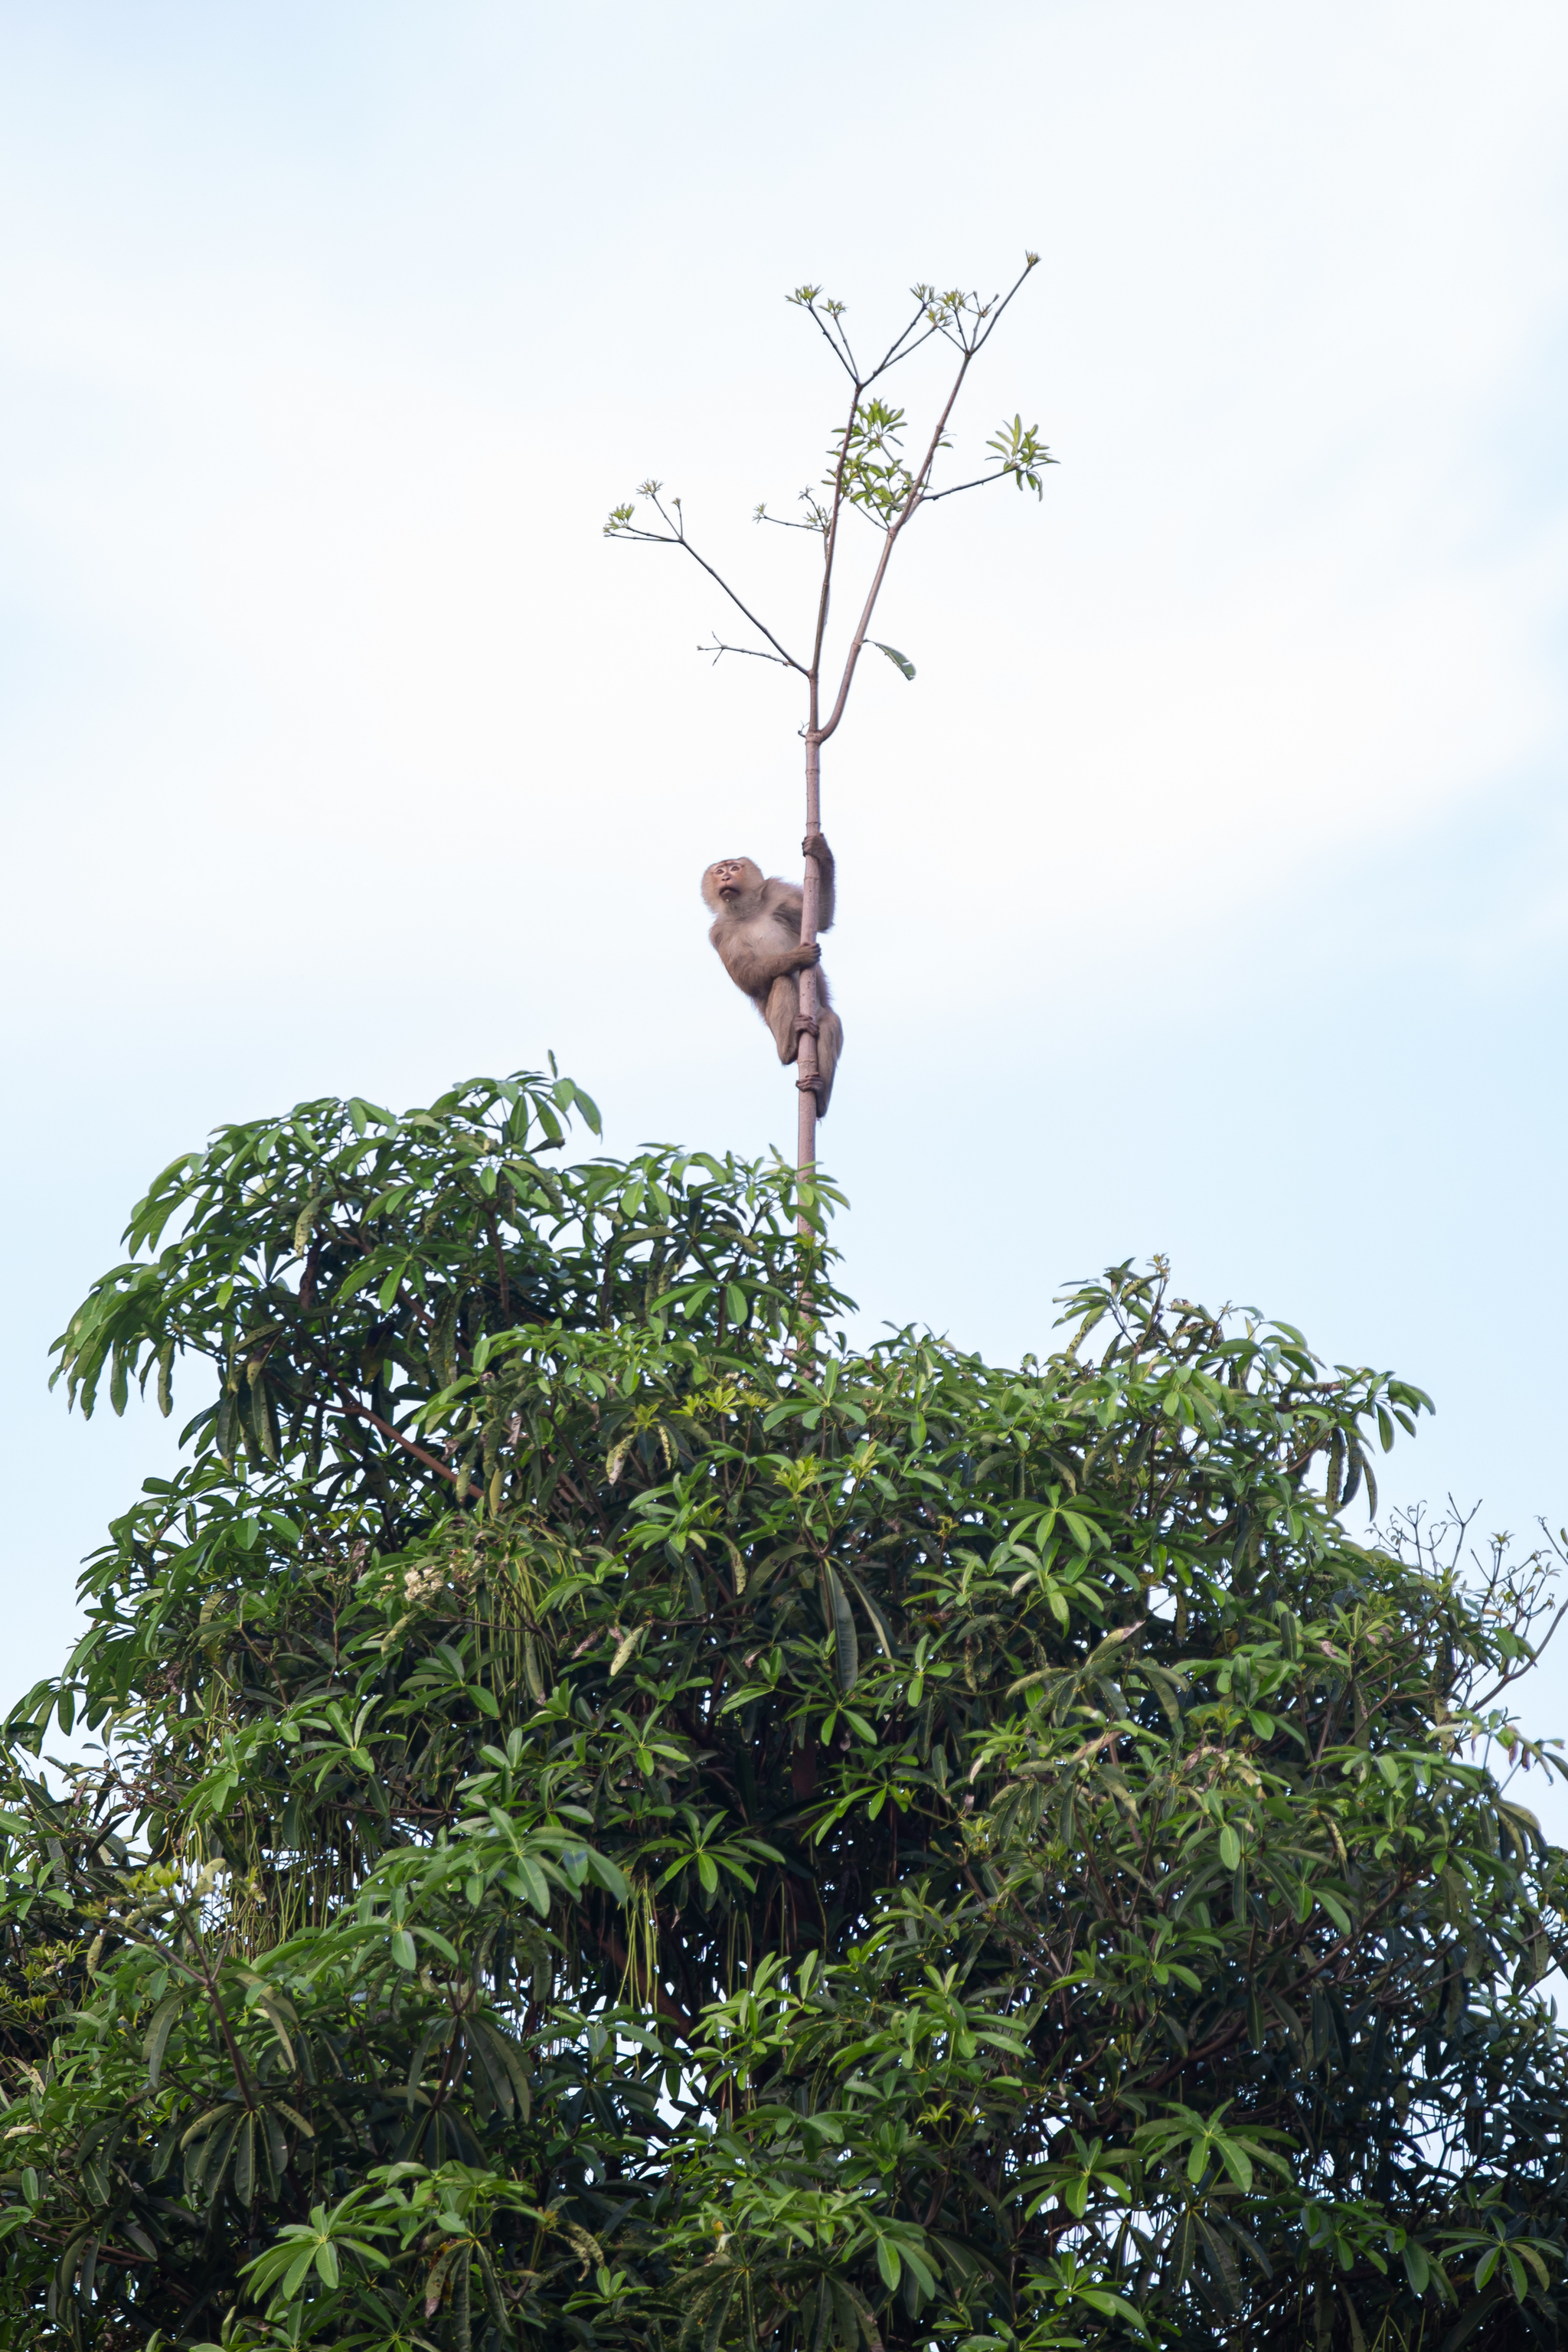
[{"left": 1, "top": 1080, "right": 1566, "bottom": 2352}]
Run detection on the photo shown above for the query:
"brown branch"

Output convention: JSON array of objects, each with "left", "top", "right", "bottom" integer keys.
[
  {"left": 700, "top": 636, "right": 792, "bottom": 668},
  {"left": 809, "top": 381, "right": 865, "bottom": 689},
  {"left": 922, "top": 467, "right": 1039, "bottom": 504},
  {"left": 631, "top": 494, "right": 807, "bottom": 672},
  {"left": 815, "top": 348, "right": 975, "bottom": 747},
  {"left": 808, "top": 263, "right": 1040, "bottom": 753},
  {"left": 330, "top": 1394, "right": 463, "bottom": 1487},
  {"left": 106, "top": 1910, "right": 263, "bottom": 2114},
  {"left": 20, "top": 2221, "right": 160, "bottom": 2272}
]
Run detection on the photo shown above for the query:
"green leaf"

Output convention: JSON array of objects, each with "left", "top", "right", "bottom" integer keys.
[
  {"left": 871, "top": 640, "right": 915, "bottom": 679},
  {"left": 1076, "top": 2288, "right": 1150, "bottom": 2335},
  {"left": 510, "top": 1855, "right": 551, "bottom": 1915},
  {"left": 282, "top": 2245, "right": 317, "bottom": 2300},
  {"left": 840, "top": 1562, "right": 897, "bottom": 1662},
  {"left": 1317, "top": 1886, "right": 1352, "bottom": 1934},
  {"left": 143, "top": 1992, "right": 184, "bottom": 2089},
  {"left": 332, "top": 1257, "right": 385, "bottom": 1306},
  {"left": 583, "top": 1847, "right": 630, "bottom": 1903},
  {"left": 390, "top": 1929, "right": 418, "bottom": 1971},
  {"left": 823, "top": 1564, "right": 859, "bottom": 1694}
]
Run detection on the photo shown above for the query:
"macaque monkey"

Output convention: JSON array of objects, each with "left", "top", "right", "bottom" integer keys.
[{"left": 701, "top": 834, "right": 843, "bottom": 1114}]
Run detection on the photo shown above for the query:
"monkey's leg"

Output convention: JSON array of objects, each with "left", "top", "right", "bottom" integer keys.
[
  {"left": 764, "top": 975, "right": 800, "bottom": 1064},
  {"left": 813, "top": 1008, "right": 843, "bottom": 1116}
]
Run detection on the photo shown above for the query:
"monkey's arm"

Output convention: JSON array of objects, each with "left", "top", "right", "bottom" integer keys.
[{"left": 803, "top": 832, "right": 835, "bottom": 931}]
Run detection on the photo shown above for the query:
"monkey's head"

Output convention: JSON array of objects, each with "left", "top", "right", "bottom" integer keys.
[{"left": 701, "top": 856, "right": 763, "bottom": 913}]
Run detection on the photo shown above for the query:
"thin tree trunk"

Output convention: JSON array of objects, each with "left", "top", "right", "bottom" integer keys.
[
  {"left": 795, "top": 730, "right": 822, "bottom": 1220},
  {"left": 791, "top": 369, "right": 974, "bottom": 1224}
]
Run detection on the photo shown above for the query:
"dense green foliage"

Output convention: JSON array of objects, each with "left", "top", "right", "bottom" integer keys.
[{"left": 2, "top": 1070, "right": 1566, "bottom": 2352}]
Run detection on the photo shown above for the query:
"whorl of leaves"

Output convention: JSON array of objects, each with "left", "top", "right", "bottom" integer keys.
[{"left": 0, "top": 1072, "right": 1565, "bottom": 2352}]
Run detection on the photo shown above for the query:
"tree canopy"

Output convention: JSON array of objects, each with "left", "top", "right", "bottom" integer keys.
[{"left": 1, "top": 1069, "right": 1566, "bottom": 2352}]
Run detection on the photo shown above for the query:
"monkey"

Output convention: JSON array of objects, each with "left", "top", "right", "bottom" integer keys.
[{"left": 701, "top": 833, "right": 843, "bottom": 1115}]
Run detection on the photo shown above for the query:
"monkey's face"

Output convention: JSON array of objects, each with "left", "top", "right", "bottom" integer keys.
[{"left": 701, "top": 856, "right": 763, "bottom": 912}]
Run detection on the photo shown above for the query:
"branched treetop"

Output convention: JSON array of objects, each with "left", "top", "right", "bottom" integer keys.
[
  {"left": 603, "top": 260, "right": 1054, "bottom": 1176},
  {"left": 603, "top": 260, "right": 1052, "bottom": 721}
]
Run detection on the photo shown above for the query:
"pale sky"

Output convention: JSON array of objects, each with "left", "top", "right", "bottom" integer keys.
[{"left": 4, "top": 2, "right": 1568, "bottom": 1810}]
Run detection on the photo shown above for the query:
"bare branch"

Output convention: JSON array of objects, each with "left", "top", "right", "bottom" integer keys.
[
  {"left": 331, "top": 1396, "right": 460, "bottom": 1487},
  {"left": 923, "top": 461, "right": 1057, "bottom": 505},
  {"left": 1469, "top": 1596, "right": 1568, "bottom": 1710},
  {"left": 699, "top": 636, "right": 793, "bottom": 669},
  {"left": 789, "top": 288, "right": 861, "bottom": 381},
  {"left": 755, "top": 493, "right": 829, "bottom": 536},
  {"left": 969, "top": 253, "right": 1041, "bottom": 354},
  {"left": 865, "top": 298, "right": 946, "bottom": 382},
  {"left": 918, "top": 473, "right": 1006, "bottom": 503},
  {"left": 608, "top": 487, "right": 807, "bottom": 672}
]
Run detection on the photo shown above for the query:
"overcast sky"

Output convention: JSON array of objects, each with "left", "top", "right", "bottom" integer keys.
[{"left": 3, "top": 2, "right": 1567, "bottom": 1813}]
